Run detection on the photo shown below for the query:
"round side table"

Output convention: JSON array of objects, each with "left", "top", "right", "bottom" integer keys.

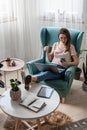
[
  {"left": 0, "top": 83, "right": 60, "bottom": 130},
  {"left": 0, "top": 58, "right": 25, "bottom": 89}
]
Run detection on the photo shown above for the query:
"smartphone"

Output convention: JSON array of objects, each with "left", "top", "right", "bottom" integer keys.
[{"left": 60, "top": 58, "right": 66, "bottom": 62}]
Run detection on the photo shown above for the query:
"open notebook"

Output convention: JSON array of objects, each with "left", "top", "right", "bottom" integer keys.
[
  {"left": 20, "top": 92, "right": 46, "bottom": 112},
  {"left": 34, "top": 63, "right": 65, "bottom": 73}
]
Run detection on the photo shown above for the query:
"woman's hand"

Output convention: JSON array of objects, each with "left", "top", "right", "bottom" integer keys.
[
  {"left": 44, "top": 46, "right": 53, "bottom": 61},
  {"left": 61, "top": 55, "right": 79, "bottom": 66},
  {"left": 44, "top": 46, "right": 49, "bottom": 51},
  {"left": 44, "top": 46, "right": 52, "bottom": 53},
  {"left": 61, "top": 61, "right": 69, "bottom": 66}
]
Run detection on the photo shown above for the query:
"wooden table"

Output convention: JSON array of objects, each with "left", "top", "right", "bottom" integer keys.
[{"left": 0, "top": 83, "right": 60, "bottom": 130}]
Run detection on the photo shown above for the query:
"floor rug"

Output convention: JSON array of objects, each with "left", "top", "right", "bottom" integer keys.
[
  {"left": 51, "top": 118, "right": 87, "bottom": 130},
  {"left": 0, "top": 111, "right": 72, "bottom": 130}
]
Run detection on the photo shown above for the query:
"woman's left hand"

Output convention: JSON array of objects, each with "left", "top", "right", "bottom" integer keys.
[
  {"left": 61, "top": 55, "right": 79, "bottom": 66},
  {"left": 61, "top": 61, "right": 69, "bottom": 66}
]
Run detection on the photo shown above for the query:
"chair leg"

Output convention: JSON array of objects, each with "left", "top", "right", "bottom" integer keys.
[{"left": 61, "top": 97, "right": 65, "bottom": 103}]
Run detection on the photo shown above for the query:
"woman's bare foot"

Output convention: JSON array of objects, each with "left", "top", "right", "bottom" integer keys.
[{"left": 31, "top": 76, "right": 37, "bottom": 82}]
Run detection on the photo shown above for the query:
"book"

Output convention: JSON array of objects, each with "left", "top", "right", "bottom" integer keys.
[
  {"left": 34, "top": 63, "right": 65, "bottom": 73},
  {"left": 20, "top": 93, "right": 46, "bottom": 112},
  {"left": 28, "top": 99, "right": 46, "bottom": 112}
]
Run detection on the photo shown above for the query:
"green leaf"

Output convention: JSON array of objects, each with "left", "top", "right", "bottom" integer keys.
[
  {"left": 10, "top": 79, "right": 14, "bottom": 82},
  {"left": 10, "top": 78, "right": 21, "bottom": 91},
  {"left": 80, "top": 49, "right": 87, "bottom": 54}
]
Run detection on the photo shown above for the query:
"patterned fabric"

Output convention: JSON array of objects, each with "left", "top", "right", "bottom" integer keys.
[{"left": 56, "top": 118, "right": 87, "bottom": 130}]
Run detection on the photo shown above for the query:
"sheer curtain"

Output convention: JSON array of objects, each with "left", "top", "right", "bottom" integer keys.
[
  {"left": 0, "top": 0, "right": 86, "bottom": 62},
  {"left": 0, "top": 0, "right": 41, "bottom": 62},
  {"left": 38, "top": 0, "right": 84, "bottom": 30}
]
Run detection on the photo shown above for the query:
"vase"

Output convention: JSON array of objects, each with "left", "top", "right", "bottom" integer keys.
[
  {"left": 10, "top": 88, "right": 21, "bottom": 101},
  {"left": 6, "top": 61, "right": 11, "bottom": 67},
  {"left": 82, "top": 82, "right": 87, "bottom": 91},
  {"left": 74, "top": 67, "right": 82, "bottom": 80}
]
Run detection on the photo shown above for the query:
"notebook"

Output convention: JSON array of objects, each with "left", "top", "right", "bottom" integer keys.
[
  {"left": 20, "top": 92, "right": 46, "bottom": 112},
  {"left": 34, "top": 63, "right": 65, "bottom": 73}
]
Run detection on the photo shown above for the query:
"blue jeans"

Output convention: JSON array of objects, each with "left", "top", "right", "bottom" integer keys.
[{"left": 35, "top": 65, "right": 66, "bottom": 82}]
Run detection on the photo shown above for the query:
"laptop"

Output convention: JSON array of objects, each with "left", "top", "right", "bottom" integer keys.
[{"left": 34, "top": 63, "right": 65, "bottom": 73}]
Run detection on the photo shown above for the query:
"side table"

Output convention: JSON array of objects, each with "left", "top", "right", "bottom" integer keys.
[{"left": 0, "top": 58, "right": 25, "bottom": 89}]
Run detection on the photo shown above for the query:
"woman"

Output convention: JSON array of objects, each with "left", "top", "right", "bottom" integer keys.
[{"left": 25, "top": 28, "right": 78, "bottom": 90}]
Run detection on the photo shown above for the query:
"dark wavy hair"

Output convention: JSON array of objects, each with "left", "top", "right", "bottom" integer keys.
[{"left": 58, "top": 28, "right": 71, "bottom": 52}]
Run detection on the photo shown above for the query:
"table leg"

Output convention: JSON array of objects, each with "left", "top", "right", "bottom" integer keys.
[
  {"left": 17, "top": 70, "right": 19, "bottom": 80},
  {"left": 22, "top": 118, "right": 48, "bottom": 130},
  {"left": 22, "top": 120, "right": 35, "bottom": 130},
  {"left": 15, "top": 119, "right": 21, "bottom": 130},
  {"left": 36, "top": 119, "right": 42, "bottom": 130},
  {"left": 3, "top": 71, "right": 7, "bottom": 90},
  {"left": 17, "top": 68, "right": 24, "bottom": 81},
  {"left": 0, "top": 70, "right": 2, "bottom": 79}
]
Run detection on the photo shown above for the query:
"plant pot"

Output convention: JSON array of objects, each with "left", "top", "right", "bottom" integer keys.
[
  {"left": 10, "top": 88, "right": 21, "bottom": 101},
  {"left": 6, "top": 61, "right": 11, "bottom": 67},
  {"left": 74, "top": 67, "right": 82, "bottom": 80},
  {"left": 82, "top": 82, "right": 87, "bottom": 91}
]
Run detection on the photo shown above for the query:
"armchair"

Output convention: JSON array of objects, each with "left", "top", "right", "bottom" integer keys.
[{"left": 26, "top": 27, "right": 84, "bottom": 103}]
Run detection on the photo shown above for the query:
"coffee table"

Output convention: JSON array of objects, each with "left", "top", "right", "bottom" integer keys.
[
  {"left": 0, "top": 58, "right": 25, "bottom": 89},
  {"left": 0, "top": 83, "right": 60, "bottom": 130}
]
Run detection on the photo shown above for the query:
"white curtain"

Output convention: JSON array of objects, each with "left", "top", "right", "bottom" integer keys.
[
  {"left": 0, "top": 0, "right": 41, "bottom": 62},
  {"left": 0, "top": 0, "right": 86, "bottom": 62}
]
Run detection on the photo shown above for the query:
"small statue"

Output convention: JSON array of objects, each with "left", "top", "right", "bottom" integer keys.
[{"left": 12, "top": 60, "right": 16, "bottom": 66}]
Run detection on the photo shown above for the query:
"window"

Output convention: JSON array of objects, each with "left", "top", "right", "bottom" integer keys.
[
  {"left": 0, "top": 0, "right": 16, "bottom": 23},
  {"left": 38, "top": 0, "right": 84, "bottom": 23}
]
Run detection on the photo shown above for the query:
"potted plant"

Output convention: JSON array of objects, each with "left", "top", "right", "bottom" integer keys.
[
  {"left": 74, "top": 67, "right": 82, "bottom": 80},
  {"left": 6, "top": 57, "right": 11, "bottom": 67},
  {"left": 10, "top": 79, "right": 21, "bottom": 100},
  {"left": 74, "top": 50, "right": 87, "bottom": 80},
  {"left": 82, "top": 54, "right": 87, "bottom": 91}
]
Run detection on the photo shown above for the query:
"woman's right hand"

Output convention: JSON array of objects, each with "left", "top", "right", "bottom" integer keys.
[
  {"left": 44, "top": 46, "right": 52, "bottom": 53},
  {"left": 44, "top": 46, "right": 53, "bottom": 61},
  {"left": 44, "top": 46, "right": 49, "bottom": 51}
]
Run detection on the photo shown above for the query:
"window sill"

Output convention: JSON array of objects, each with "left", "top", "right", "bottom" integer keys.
[
  {"left": 0, "top": 17, "right": 17, "bottom": 24},
  {"left": 40, "top": 17, "right": 84, "bottom": 24}
]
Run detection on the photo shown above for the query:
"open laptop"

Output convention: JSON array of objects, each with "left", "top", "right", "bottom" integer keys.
[{"left": 34, "top": 63, "right": 65, "bottom": 73}]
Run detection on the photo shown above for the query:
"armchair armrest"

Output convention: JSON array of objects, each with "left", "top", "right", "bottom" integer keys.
[
  {"left": 65, "top": 66, "right": 76, "bottom": 87},
  {"left": 26, "top": 58, "right": 44, "bottom": 75}
]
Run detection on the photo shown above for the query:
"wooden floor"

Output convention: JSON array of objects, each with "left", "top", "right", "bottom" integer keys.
[
  {"left": 0, "top": 68, "right": 87, "bottom": 125},
  {"left": 58, "top": 79, "right": 87, "bottom": 121}
]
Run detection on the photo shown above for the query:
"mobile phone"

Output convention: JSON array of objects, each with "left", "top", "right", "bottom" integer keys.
[{"left": 60, "top": 58, "right": 66, "bottom": 62}]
